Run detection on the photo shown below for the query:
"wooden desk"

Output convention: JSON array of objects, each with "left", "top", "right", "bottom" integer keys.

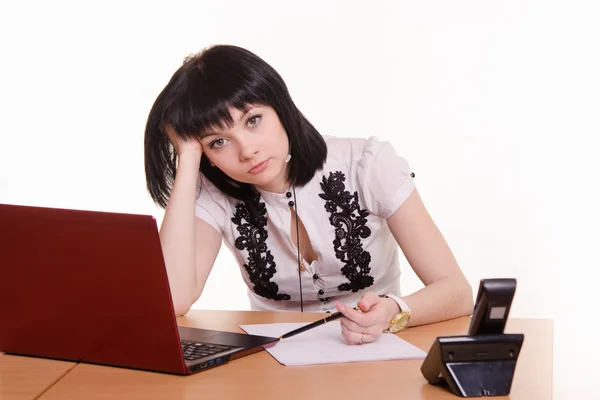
[
  {"left": 36, "top": 311, "right": 552, "bottom": 400},
  {"left": 0, "top": 353, "right": 76, "bottom": 400}
]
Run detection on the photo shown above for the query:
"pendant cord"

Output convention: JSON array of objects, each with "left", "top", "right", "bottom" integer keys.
[{"left": 292, "top": 185, "right": 303, "bottom": 312}]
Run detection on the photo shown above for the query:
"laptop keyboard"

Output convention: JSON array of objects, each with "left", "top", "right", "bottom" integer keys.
[{"left": 180, "top": 340, "right": 235, "bottom": 361}]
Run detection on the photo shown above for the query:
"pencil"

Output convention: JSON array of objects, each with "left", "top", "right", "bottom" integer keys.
[{"left": 278, "top": 308, "right": 357, "bottom": 340}]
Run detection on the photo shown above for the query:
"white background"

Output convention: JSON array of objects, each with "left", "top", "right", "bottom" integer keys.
[{"left": 1, "top": 1, "right": 598, "bottom": 397}]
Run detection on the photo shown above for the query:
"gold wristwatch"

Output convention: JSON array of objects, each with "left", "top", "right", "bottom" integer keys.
[{"left": 380, "top": 293, "right": 411, "bottom": 333}]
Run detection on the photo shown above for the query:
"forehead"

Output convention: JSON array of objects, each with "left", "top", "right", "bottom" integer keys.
[{"left": 227, "top": 106, "right": 249, "bottom": 120}]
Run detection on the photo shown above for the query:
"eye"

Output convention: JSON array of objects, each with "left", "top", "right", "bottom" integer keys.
[
  {"left": 247, "top": 115, "right": 262, "bottom": 127},
  {"left": 209, "top": 137, "right": 228, "bottom": 149}
]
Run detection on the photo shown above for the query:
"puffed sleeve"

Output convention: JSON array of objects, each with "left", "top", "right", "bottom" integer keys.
[
  {"left": 357, "top": 136, "right": 416, "bottom": 219},
  {"left": 194, "top": 176, "right": 226, "bottom": 234}
]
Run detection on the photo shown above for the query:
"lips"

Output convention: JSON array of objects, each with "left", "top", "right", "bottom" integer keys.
[{"left": 248, "top": 159, "right": 270, "bottom": 174}]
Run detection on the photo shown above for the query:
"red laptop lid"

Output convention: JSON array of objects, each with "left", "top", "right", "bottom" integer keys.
[{"left": 0, "top": 203, "right": 188, "bottom": 374}]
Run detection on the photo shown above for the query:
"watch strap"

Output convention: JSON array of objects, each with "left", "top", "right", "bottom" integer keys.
[{"left": 382, "top": 293, "right": 411, "bottom": 313}]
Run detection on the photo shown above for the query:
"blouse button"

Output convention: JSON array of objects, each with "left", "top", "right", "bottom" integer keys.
[
  {"left": 286, "top": 192, "right": 292, "bottom": 198},
  {"left": 313, "top": 273, "right": 319, "bottom": 280},
  {"left": 318, "top": 289, "right": 325, "bottom": 295},
  {"left": 288, "top": 201, "right": 295, "bottom": 207}
]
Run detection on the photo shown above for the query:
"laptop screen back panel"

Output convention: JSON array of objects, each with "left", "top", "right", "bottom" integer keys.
[{"left": 0, "top": 204, "right": 188, "bottom": 374}]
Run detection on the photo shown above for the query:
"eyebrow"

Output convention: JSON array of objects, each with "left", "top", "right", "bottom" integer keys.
[
  {"left": 200, "top": 131, "right": 219, "bottom": 139},
  {"left": 201, "top": 107, "right": 256, "bottom": 139}
]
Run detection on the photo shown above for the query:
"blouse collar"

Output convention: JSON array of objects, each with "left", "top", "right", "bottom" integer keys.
[{"left": 255, "top": 184, "right": 298, "bottom": 209}]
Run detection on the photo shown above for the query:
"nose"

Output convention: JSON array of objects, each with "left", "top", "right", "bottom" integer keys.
[{"left": 238, "top": 135, "right": 259, "bottom": 161}]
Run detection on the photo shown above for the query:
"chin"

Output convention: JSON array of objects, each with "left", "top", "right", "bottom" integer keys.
[
  {"left": 249, "top": 174, "right": 277, "bottom": 187},
  {"left": 250, "top": 168, "right": 284, "bottom": 188}
]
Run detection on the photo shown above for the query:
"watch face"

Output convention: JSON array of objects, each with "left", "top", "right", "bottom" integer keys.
[{"left": 391, "top": 314, "right": 410, "bottom": 332}]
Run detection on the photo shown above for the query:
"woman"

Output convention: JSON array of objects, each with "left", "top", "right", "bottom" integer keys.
[{"left": 144, "top": 44, "right": 474, "bottom": 345}]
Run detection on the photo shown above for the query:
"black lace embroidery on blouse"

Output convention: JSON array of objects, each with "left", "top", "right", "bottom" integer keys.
[
  {"left": 231, "top": 193, "right": 291, "bottom": 301},
  {"left": 319, "top": 171, "right": 374, "bottom": 292}
]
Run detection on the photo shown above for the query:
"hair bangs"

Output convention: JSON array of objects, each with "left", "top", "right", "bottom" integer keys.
[{"left": 163, "top": 65, "right": 269, "bottom": 140}]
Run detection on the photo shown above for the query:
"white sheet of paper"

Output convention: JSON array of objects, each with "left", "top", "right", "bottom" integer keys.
[{"left": 240, "top": 321, "right": 427, "bottom": 366}]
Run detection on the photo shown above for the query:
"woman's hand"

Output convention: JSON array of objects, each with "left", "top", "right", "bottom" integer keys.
[
  {"left": 164, "top": 124, "right": 203, "bottom": 159},
  {"left": 335, "top": 292, "right": 400, "bottom": 345}
]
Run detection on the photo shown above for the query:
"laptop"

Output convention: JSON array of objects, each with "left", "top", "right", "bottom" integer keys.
[{"left": 0, "top": 203, "right": 278, "bottom": 375}]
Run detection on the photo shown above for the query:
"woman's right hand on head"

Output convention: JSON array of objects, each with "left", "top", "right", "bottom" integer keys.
[{"left": 164, "top": 124, "right": 203, "bottom": 159}]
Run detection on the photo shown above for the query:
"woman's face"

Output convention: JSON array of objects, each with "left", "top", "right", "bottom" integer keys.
[{"left": 200, "top": 105, "right": 291, "bottom": 193}]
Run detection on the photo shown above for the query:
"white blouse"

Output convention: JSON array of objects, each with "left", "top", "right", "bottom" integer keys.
[{"left": 194, "top": 135, "right": 415, "bottom": 312}]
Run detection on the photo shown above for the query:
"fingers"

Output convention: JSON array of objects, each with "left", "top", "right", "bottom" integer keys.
[
  {"left": 163, "top": 124, "right": 179, "bottom": 146},
  {"left": 341, "top": 320, "right": 375, "bottom": 345},
  {"left": 335, "top": 293, "right": 390, "bottom": 345},
  {"left": 340, "top": 316, "right": 368, "bottom": 335},
  {"left": 163, "top": 124, "right": 204, "bottom": 158},
  {"left": 335, "top": 301, "right": 376, "bottom": 327},
  {"left": 357, "top": 291, "right": 381, "bottom": 312}
]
